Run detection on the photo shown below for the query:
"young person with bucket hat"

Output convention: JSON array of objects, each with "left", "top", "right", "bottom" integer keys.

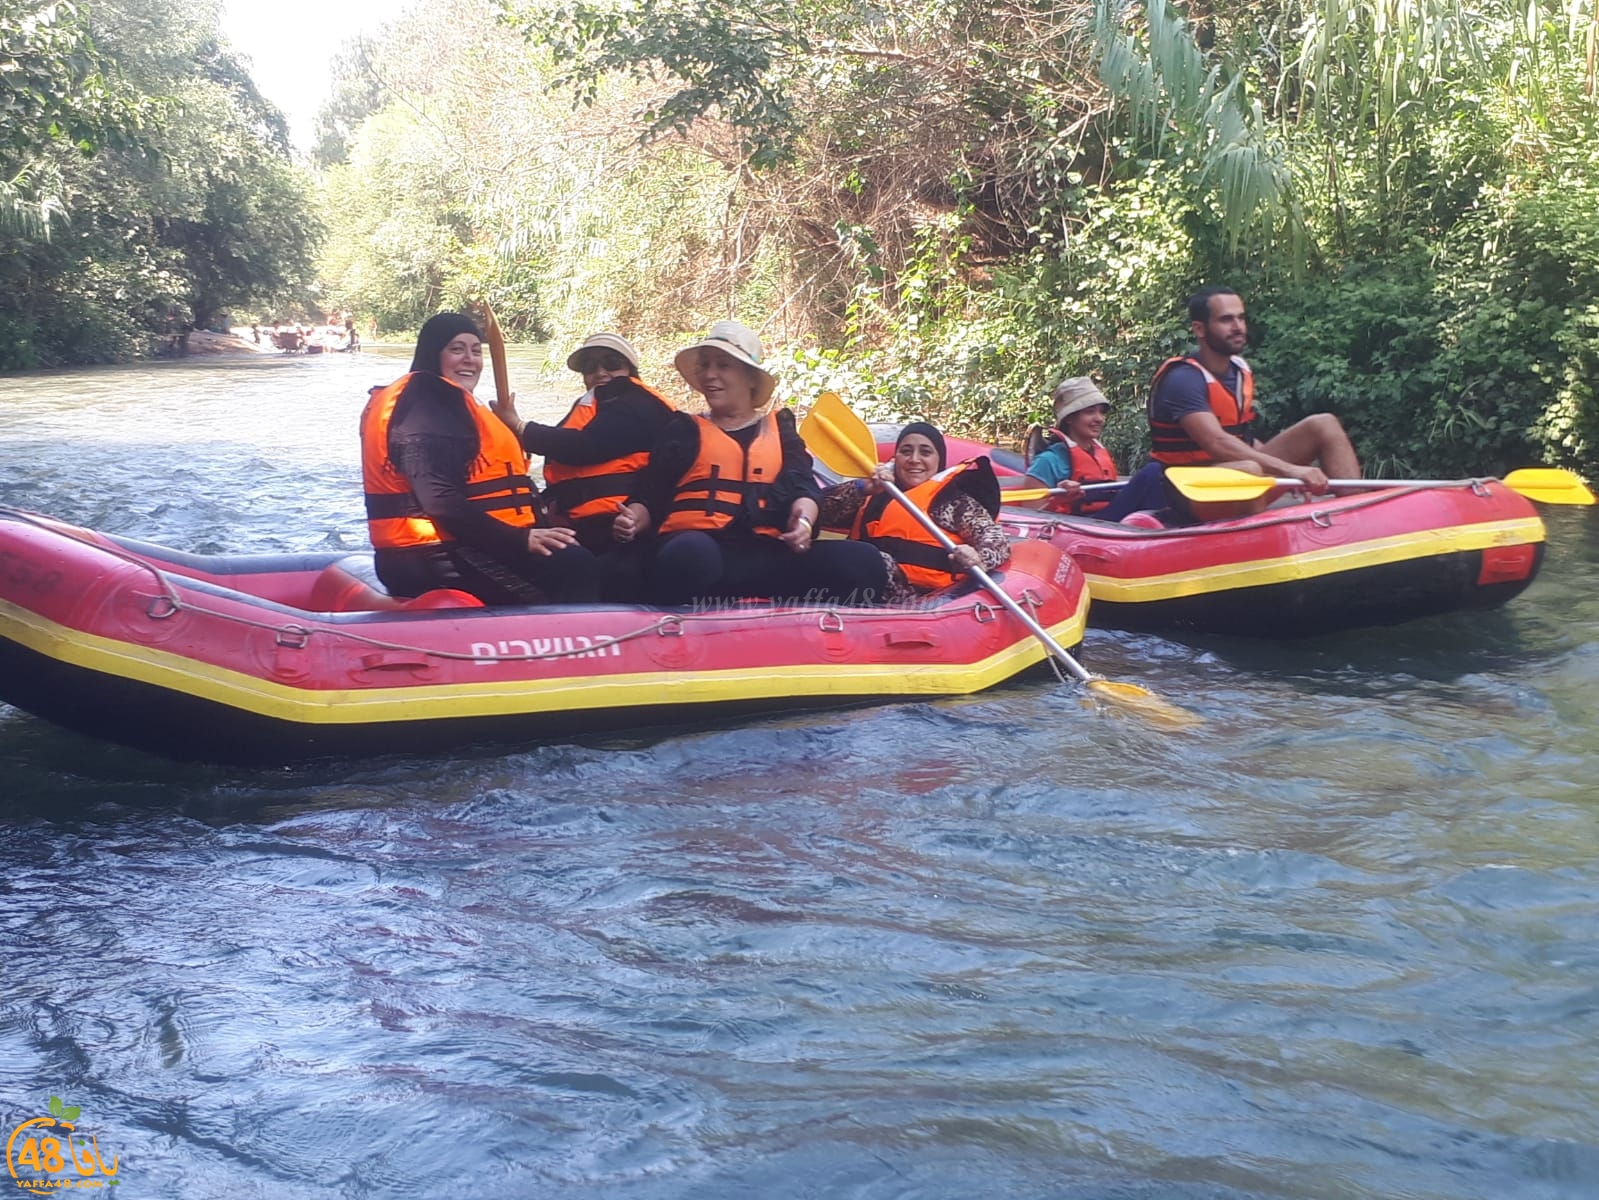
[
  {"left": 614, "top": 320, "right": 889, "bottom": 606},
  {"left": 1015, "top": 378, "right": 1119, "bottom": 514},
  {"left": 491, "top": 332, "right": 677, "bottom": 556},
  {"left": 1016, "top": 377, "right": 1178, "bottom": 525}
]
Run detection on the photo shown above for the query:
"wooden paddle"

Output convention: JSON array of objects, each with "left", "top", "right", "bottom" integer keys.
[
  {"left": 480, "top": 302, "right": 511, "bottom": 407},
  {"left": 1165, "top": 465, "right": 1596, "bottom": 506},
  {"left": 800, "top": 393, "right": 1199, "bottom": 728}
]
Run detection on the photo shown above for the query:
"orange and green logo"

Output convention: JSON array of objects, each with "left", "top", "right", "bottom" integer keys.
[{"left": 5, "top": 1096, "right": 120, "bottom": 1190}]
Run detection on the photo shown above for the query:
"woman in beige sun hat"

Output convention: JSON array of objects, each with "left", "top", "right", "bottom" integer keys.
[{"left": 613, "top": 319, "right": 889, "bottom": 606}]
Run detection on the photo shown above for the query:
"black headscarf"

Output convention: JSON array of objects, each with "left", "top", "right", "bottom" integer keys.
[
  {"left": 393, "top": 312, "right": 485, "bottom": 439},
  {"left": 409, "top": 312, "right": 483, "bottom": 375},
  {"left": 896, "top": 421, "right": 948, "bottom": 471}
]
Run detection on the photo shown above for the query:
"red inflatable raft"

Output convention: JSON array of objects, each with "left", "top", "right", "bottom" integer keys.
[
  {"left": 865, "top": 425, "right": 1546, "bottom": 638},
  {"left": 0, "top": 507, "right": 1088, "bottom": 763}
]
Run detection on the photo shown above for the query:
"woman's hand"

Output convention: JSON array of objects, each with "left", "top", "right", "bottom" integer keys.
[
  {"left": 780, "top": 500, "right": 819, "bottom": 554},
  {"left": 491, "top": 391, "right": 526, "bottom": 437},
  {"left": 866, "top": 462, "right": 894, "bottom": 493},
  {"left": 947, "top": 544, "right": 981, "bottom": 573},
  {"left": 526, "top": 527, "right": 578, "bottom": 556},
  {"left": 613, "top": 502, "right": 651, "bottom": 544}
]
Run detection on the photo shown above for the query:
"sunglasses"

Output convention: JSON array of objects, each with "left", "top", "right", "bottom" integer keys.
[{"left": 576, "top": 353, "right": 632, "bottom": 374}]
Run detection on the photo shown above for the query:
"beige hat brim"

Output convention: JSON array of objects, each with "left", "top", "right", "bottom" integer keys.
[
  {"left": 566, "top": 332, "right": 640, "bottom": 374},
  {"left": 674, "top": 342, "right": 777, "bottom": 409}
]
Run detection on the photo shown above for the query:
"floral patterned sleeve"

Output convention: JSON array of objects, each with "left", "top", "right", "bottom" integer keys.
[
  {"left": 931, "top": 491, "right": 1012, "bottom": 572},
  {"left": 817, "top": 479, "right": 869, "bottom": 532}
]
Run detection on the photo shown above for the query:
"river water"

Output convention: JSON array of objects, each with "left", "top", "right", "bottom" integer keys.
[{"left": 1, "top": 352, "right": 1596, "bottom": 1198}]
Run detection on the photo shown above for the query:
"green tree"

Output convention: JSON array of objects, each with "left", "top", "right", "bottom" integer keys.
[{"left": 0, "top": 0, "right": 321, "bottom": 365}]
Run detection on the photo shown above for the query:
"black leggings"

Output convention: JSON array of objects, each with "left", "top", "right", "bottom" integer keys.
[
  {"left": 445, "top": 542, "right": 600, "bottom": 605},
  {"left": 647, "top": 531, "right": 889, "bottom": 607}
]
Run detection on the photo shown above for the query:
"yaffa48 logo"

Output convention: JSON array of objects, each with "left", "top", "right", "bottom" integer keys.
[{"left": 5, "top": 1095, "right": 121, "bottom": 1189}]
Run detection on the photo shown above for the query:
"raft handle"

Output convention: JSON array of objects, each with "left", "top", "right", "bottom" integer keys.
[
  {"left": 276, "top": 625, "right": 311, "bottom": 649},
  {"left": 359, "top": 651, "right": 431, "bottom": 671},
  {"left": 655, "top": 615, "right": 684, "bottom": 638},
  {"left": 972, "top": 601, "right": 998, "bottom": 624},
  {"left": 145, "top": 595, "right": 179, "bottom": 620},
  {"left": 817, "top": 611, "right": 845, "bottom": 633},
  {"left": 1310, "top": 510, "right": 1333, "bottom": 528}
]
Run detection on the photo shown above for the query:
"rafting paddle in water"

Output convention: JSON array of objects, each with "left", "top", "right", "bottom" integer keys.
[
  {"left": 1165, "top": 465, "right": 1596, "bottom": 506},
  {"left": 800, "top": 392, "right": 1199, "bottom": 729}
]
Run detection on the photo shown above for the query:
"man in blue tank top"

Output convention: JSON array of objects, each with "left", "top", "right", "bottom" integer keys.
[{"left": 1150, "top": 287, "right": 1361, "bottom": 517}]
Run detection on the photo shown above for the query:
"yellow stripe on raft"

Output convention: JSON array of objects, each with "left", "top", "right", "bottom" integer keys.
[
  {"left": 0, "top": 589, "right": 1089, "bottom": 726},
  {"left": 1079, "top": 517, "right": 1545, "bottom": 604}
]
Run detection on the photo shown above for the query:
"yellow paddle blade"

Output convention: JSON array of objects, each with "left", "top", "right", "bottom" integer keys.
[
  {"left": 799, "top": 391, "right": 879, "bottom": 476},
  {"left": 1163, "top": 466, "right": 1275, "bottom": 502},
  {"left": 1502, "top": 468, "right": 1596, "bottom": 506},
  {"left": 1086, "top": 679, "right": 1204, "bottom": 730}
]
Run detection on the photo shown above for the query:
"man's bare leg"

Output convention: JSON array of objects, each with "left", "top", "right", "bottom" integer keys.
[{"left": 1261, "top": 414, "right": 1360, "bottom": 479}]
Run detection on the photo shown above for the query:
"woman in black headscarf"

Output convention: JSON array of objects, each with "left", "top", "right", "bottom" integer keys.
[
  {"left": 817, "top": 420, "right": 1010, "bottom": 605},
  {"left": 358, "top": 312, "right": 598, "bottom": 605}
]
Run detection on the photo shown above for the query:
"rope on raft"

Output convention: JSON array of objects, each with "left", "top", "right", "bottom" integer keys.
[{"left": 10, "top": 508, "right": 1060, "bottom": 666}]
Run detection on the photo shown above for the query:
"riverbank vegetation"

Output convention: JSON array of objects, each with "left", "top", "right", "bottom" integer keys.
[
  {"left": 9, "top": 0, "right": 1597, "bottom": 477},
  {"left": 0, "top": 0, "right": 319, "bottom": 367}
]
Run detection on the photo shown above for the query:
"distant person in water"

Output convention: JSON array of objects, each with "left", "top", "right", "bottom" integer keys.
[
  {"left": 359, "top": 312, "right": 598, "bottom": 605},
  {"left": 1149, "top": 286, "right": 1361, "bottom": 518}
]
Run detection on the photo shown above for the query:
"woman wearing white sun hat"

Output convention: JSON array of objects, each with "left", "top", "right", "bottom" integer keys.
[{"left": 614, "top": 320, "right": 889, "bottom": 606}]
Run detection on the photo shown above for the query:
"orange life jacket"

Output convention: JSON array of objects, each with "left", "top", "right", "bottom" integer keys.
[
  {"left": 360, "top": 373, "right": 538, "bottom": 551},
  {"left": 1148, "top": 355, "right": 1255, "bottom": 465},
  {"left": 659, "top": 413, "right": 786, "bottom": 537},
  {"left": 1042, "top": 437, "right": 1119, "bottom": 515},
  {"left": 851, "top": 463, "right": 992, "bottom": 592},
  {"left": 541, "top": 378, "right": 676, "bottom": 520}
]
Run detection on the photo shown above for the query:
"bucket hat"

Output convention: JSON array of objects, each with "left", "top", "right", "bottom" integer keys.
[
  {"left": 565, "top": 332, "right": 640, "bottom": 375},
  {"left": 673, "top": 320, "right": 777, "bottom": 408},
  {"left": 1052, "top": 377, "right": 1110, "bottom": 423}
]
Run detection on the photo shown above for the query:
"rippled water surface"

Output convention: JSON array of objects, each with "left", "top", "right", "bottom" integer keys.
[{"left": 2, "top": 353, "right": 1597, "bottom": 1198}]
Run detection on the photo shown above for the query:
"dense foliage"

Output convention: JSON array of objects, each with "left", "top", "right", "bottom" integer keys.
[
  {"left": 304, "top": 0, "right": 1599, "bottom": 474},
  {"left": 0, "top": 0, "right": 321, "bottom": 367},
  {"left": 10, "top": 0, "right": 1598, "bottom": 477}
]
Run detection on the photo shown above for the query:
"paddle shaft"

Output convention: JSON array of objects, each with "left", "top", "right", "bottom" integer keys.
[
  {"left": 482, "top": 304, "right": 511, "bottom": 407},
  {"left": 1000, "top": 480, "right": 1125, "bottom": 501}
]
